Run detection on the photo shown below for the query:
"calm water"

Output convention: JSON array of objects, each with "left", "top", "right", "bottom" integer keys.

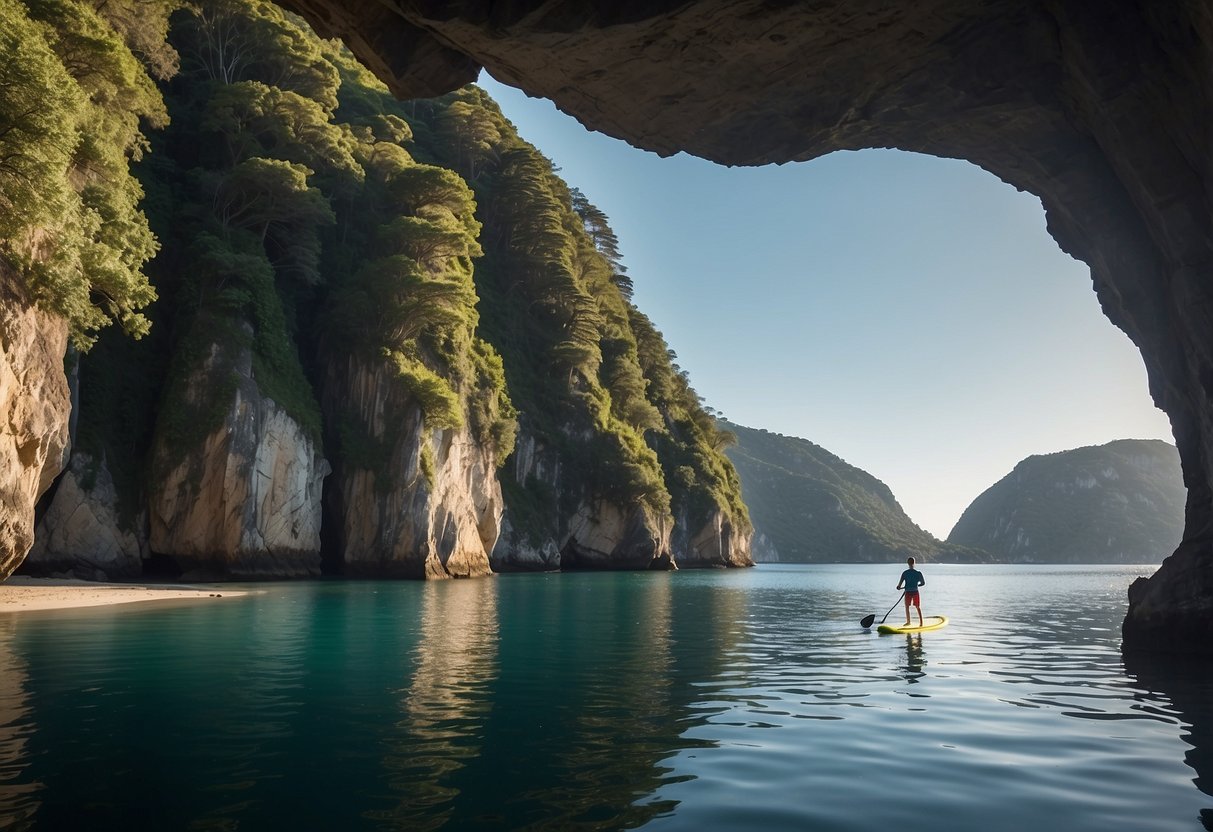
[{"left": 1, "top": 564, "right": 1211, "bottom": 831}]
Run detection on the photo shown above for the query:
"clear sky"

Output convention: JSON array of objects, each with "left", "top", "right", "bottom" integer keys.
[{"left": 477, "top": 75, "right": 1176, "bottom": 539}]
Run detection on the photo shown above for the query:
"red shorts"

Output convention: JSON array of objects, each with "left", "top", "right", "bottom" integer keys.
[{"left": 904, "top": 592, "right": 920, "bottom": 607}]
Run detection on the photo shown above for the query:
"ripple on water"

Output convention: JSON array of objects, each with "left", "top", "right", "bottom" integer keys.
[{"left": 0, "top": 565, "right": 1210, "bottom": 832}]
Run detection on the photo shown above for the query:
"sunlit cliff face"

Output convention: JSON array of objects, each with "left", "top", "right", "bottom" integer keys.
[{"left": 279, "top": 0, "right": 1213, "bottom": 652}]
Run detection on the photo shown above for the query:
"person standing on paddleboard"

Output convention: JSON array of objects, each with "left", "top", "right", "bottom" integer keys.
[{"left": 897, "top": 557, "right": 925, "bottom": 627}]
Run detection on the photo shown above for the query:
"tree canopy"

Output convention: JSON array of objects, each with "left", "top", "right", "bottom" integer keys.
[{"left": 0, "top": 0, "right": 172, "bottom": 347}]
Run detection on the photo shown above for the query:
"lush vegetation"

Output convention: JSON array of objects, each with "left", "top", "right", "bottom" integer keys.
[
  {"left": 139, "top": 1, "right": 514, "bottom": 488},
  {"left": 0, "top": 0, "right": 174, "bottom": 348},
  {"left": 14, "top": 0, "right": 749, "bottom": 564},
  {"left": 723, "top": 421, "right": 984, "bottom": 563},
  {"left": 403, "top": 86, "right": 750, "bottom": 547},
  {"left": 947, "top": 439, "right": 1185, "bottom": 563},
  {"left": 322, "top": 49, "right": 515, "bottom": 463},
  {"left": 631, "top": 310, "right": 750, "bottom": 537}
]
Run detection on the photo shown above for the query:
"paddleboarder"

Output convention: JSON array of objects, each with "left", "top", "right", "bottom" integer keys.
[{"left": 896, "top": 557, "right": 925, "bottom": 627}]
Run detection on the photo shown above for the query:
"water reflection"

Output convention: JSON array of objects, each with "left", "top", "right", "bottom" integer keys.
[
  {"left": 188, "top": 587, "right": 314, "bottom": 831},
  {"left": 0, "top": 619, "right": 38, "bottom": 830},
  {"left": 902, "top": 634, "right": 925, "bottom": 683},
  {"left": 540, "top": 572, "right": 682, "bottom": 829},
  {"left": 370, "top": 579, "right": 499, "bottom": 830},
  {"left": 0, "top": 590, "right": 333, "bottom": 831},
  {"left": 491, "top": 573, "right": 693, "bottom": 830},
  {"left": 2, "top": 567, "right": 1210, "bottom": 831},
  {"left": 1123, "top": 651, "right": 1213, "bottom": 831}
]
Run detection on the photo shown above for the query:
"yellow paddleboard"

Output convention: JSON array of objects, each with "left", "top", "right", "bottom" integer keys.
[{"left": 877, "top": 615, "right": 949, "bottom": 634}]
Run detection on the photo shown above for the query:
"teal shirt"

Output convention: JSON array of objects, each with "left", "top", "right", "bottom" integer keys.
[{"left": 900, "top": 568, "right": 924, "bottom": 592}]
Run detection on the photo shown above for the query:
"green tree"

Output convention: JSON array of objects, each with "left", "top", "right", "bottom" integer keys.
[
  {"left": 405, "top": 96, "right": 674, "bottom": 520},
  {"left": 571, "top": 186, "right": 632, "bottom": 300},
  {"left": 177, "top": 0, "right": 338, "bottom": 110},
  {"left": 0, "top": 0, "right": 167, "bottom": 347},
  {"left": 432, "top": 96, "right": 503, "bottom": 182},
  {"left": 200, "top": 81, "right": 360, "bottom": 180},
  {"left": 329, "top": 140, "right": 501, "bottom": 439},
  {"left": 89, "top": 0, "right": 181, "bottom": 81}
]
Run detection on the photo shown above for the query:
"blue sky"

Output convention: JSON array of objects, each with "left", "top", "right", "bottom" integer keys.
[{"left": 478, "top": 75, "right": 1175, "bottom": 539}]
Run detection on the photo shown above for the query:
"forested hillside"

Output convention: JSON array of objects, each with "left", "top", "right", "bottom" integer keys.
[
  {"left": 4, "top": 0, "right": 750, "bottom": 578},
  {"left": 723, "top": 422, "right": 987, "bottom": 563},
  {"left": 947, "top": 439, "right": 1184, "bottom": 563},
  {"left": 405, "top": 84, "right": 749, "bottom": 568}
]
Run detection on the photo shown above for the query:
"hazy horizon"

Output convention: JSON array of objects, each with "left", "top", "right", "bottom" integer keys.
[{"left": 478, "top": 74, "right": 1175, "bottom": 539}]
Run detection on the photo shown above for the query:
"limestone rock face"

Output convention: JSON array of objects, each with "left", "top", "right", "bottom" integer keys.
[
  {"left": 671, "top": 506, "right": 752, "bottom": 569},
  {"left": 492, "top": 514, "right": 561, "bottom": 572},
  {"left": 491, "top": 430, "right": 673, "bottom": 571},
  {"left": 28, "top": 452, "right": 146, "bottom": 579},
  {"left": 562, "top": 499, "right": 671, "bottom": 571},
  {"left": 281, "top": 0, "right": 1213, "bottom": 650},
  {"left": 149, "top": 333, "right": 328, "bottom": 577},
  {"left": 0, "top": 271, "right": 70, "bottom": 581},
  {"left": 324, "top": 356, "right": 502, "bottom": 579},
  {"left": 490, "top": 431, "right": 561, "bottom": 572}
]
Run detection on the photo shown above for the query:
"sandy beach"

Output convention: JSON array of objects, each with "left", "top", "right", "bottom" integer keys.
[{"left": 0, "top": 576, "right": 248, "bottom": 613}]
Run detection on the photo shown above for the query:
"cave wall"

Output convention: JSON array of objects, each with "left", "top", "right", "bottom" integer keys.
[{"left": 281, "top": 0, "right": 1213, "bottom": 652}]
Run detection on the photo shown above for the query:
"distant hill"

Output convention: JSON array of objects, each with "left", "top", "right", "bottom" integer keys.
[
  {"left": 947, "top": 439, "right": 1185, "bottom": 563},
  {"left": 721, "top": 422, "right": 986, "bottom": 563}
]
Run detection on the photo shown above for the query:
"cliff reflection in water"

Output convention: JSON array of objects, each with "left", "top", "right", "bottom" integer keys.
[
  {"left": 507, "top": 572, "right": 681, "bottom": 830},
  {"left": 0, "top": 576, "right": 752, "bottom": 831},
  {"left": 398, "top": 572, "right": 726, "bottom": 830},
  {"left": 370, "top": 579, "right": 499, "bottom": 830},
  {"left": 0, "top": 619, "right": 38, "bottom": 829},
  {"left": 2, "top": 566, "right": 1210, "bottom": 830}
]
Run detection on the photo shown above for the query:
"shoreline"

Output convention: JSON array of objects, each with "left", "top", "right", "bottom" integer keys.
[{"left": 0, "top": 576, "right": 249, "bottom": 613}]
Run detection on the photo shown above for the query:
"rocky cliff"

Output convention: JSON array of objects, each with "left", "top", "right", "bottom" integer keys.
[
  {"left": 147, "top": 321, "right": 329, "bottom": 578},
  {"left": 323, "top": 355, "right": 502, "bottom": 578},
  {"left": 723, "top": 421, "right": 983, "bottom": 564},
  {"left": 491, "top": 431, "right": 561, "bottom": 571},
  {"left": 27, "top": 452, "right": 146, "bottom": 579},
  {"left": 0, "top": 273, "right": 71, "bottom": 582},
  {"left": 491, "top": 428, "right": 672, "bottom": 572},
  {"left": 421, "top": 88, "right": 749, "bottom": 574},
  {"left": 562, "top": 499, "right": 671, "bottom": 570},
  {"left": 5, "top": 3, "right": 748, "bottom": 584},
  {"left": 948, "top": 440, "right": 1185, "bottom": 563},
  {"left": 280, "top": 0, "right": 1213, "bottom": 648},
  {"left": 669, "top": 505, "right": 748, "bottom": 569},
  {"left": 637, "top": 319, "right": 752, "bottom": 570}
]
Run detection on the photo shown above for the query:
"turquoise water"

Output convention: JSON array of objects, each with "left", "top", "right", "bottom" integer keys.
[{"left": 1, "top": 564, "right": 1211, "bottom": 831}]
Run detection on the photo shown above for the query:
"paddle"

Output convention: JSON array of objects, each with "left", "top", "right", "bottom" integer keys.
[{"left": 860, "top": 593, "right": 904, "bottom": 629}]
